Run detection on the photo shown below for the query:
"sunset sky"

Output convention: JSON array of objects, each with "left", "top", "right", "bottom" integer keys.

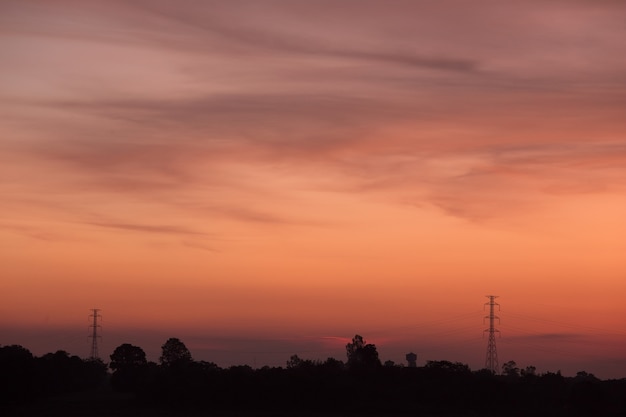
[{"left": 2, "top": 0, "right": 626, "bottom": 379}]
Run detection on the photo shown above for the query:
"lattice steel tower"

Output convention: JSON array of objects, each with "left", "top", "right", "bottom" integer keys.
[
  {"left": 484, "top": 296, "right": 500, "bottom": 373},
  {"left": 88, "top": 309, "right": 102, "bottom": 360}
]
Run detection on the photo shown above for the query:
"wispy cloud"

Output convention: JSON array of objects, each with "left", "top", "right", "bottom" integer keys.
[
  {"left": 203, "top": 206, "right": 295, "bottom": 225},
  {"left": 0, "top": 223, "right": 72, "bottom": 242},
  {"left": 85, "top": 221, "right": 211, "bottom": 236},
  {"left": 181, "top": 240, "right": 219, "bottom": 253},
  {"left": 2, "top": 0, "right": 626, "bottom": 227},
  {"left": 508, "top": 333, "right": 584, "bottom": 341}
]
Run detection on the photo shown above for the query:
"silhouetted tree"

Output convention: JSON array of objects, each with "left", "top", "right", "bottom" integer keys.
[
  {"left": 321, "top": 357, "right": 344, "bottom": 371},
  {"left": 81, "top": 357, "right": 108, "bottom": 389},
  {"left": 286, "top": 354, "right": 303, "bottom": 369},
  {"left": 0, "top": 345, "right": 35, "bottom": 403},
  {"left": 159, "top": 338, "right": 192, "bottom": 367},
  {"left": 150, "top": 338, "right": 206, "bottom": 406},
  {"left": 571, "top": 371, "right": 604, "bottom": 415},
  {"left": 534, "top": 370, "right": 567, "bottom": 410},
  {"left": 424, "top": 360, "right": 471, "bottom": 374},
  {"left": 110, "top": 343, "right": 147, "bottom": 370},
  {"left": 574, "top": 370, "right": 599, "bottom": 382},
  {"left": 502, "top": 360, "right": 520, "bottom": 378},
  {"left": 346, "top": 334, "right": 365, "bottom": 357},
  {"left": 345, "top": 334, "right": 381, "bottom": 370},
  {"left": 36, "top": 351, "right": 77, "bottom": 394},
  {"left": 110, "top": 343, "right": 149, "bottom": 393},
  {"left": 33, "top": 350, "right": 106, "bottom": 396},
  {"left": 521, "top": 365, "right": 537, "bottom": 377}
]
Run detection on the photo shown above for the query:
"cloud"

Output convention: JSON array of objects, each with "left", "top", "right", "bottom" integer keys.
[
  {"left": 129, "top": 0, "right": 481, "bottom": 73},
  {"left": 203, "top": 206, "right": 294, "bottom": 225},
  {"left": 181, "top": 240, "right": 219, "bottom": 253},
  {"left": 508, "top": 333, "right": 584, "bottom": 341},
  {"left": 85, "top": 221, "right": 211, "bottom": 236},
  {"left": 0, "top": 223, "right": 71, "bottom": 242},
  {"left": 1, "top": 0, "right": 625, "bottom": 227}
]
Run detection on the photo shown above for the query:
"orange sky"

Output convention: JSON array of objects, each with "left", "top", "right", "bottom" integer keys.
[{"left": 1, "top": 0, "right": 626, "bottom": 378}]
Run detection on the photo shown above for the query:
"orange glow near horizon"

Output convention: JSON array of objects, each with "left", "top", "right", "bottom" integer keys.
[{"left": 1, "top": 0, "right": 626, "bottom": 378}]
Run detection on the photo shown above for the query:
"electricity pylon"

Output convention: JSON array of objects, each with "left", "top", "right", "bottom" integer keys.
[
  {"left": 484, "top": 295, "right": 500, "bottom": 373},
  {"left": 88, "top": 309, "right": 101, "bottom": 360}
]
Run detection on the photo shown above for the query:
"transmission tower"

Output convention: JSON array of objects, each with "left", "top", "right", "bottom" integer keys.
[
  {"left": 88, "top": 309, "right": 102, "bottom": 360},
  {"left": 484, "top": 295, "right": 500, "bottom": 373}
]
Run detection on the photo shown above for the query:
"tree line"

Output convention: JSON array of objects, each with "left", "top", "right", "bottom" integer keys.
[{"left": 2, "top": 335, "right": 625, "bottom": 416}]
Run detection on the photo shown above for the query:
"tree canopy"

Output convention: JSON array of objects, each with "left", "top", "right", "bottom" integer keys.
[
  {"left": 110, "top": 343, "right": 147, "bottom": 371},
  {"left": 159, "top": 337, "right": 192, "bottom": 367},
  {"left": 345, "top": 334, "right": 381, "bottom": 370}
]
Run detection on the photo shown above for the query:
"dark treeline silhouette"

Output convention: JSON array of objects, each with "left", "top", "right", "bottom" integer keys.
[
  {"left": 2, "top": 335, "right": 626, "bottom": 416},
  {"left": 0, "top": 344, "right": 106, "bottom": 403}
]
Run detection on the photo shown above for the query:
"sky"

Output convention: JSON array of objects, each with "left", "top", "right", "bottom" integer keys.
[{"left": 1, "top": 0, "right": 626, "bottom": 379}]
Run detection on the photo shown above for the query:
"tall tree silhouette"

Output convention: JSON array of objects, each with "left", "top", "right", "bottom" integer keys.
[
  {"left": 159, "top": 338, "right": 192, "bottom": 367},
  {"left": 110, "top": 343, "right": 149, "bottom": 393},
  {"left": 345, "top": 334, "right": 381, "bottom": 370},
  {"left": 110, "top": 343, "right": 147, "bottom": 370},
  {"left": 0, "top": 345, "right": 35, "bottom": 403}
]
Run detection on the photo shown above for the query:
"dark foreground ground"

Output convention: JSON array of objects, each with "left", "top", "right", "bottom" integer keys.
[
  {"left": 3, "top": 388, "right": 620, "bottom": 417},
  {"left": 0, "top": 385, "right": 560, "bottom": 417},
  {"left": 2, "top": 399, "right": 533, "bottom": 417},
  {"left": 0, "top": 378, "right": 626, "bottom": 417}
]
